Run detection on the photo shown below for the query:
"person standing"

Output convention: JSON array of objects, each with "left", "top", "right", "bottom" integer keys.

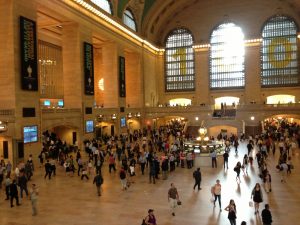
[
  {"left": 9, "top": 179, "right": 20, "bottom": 207},
  {"left": 193, "top": 168, "right": 202, "bottom": 190},
  {"left": 234, "top": 139, "right": 239, "bottom": 155},
  {"left": 5, "top": 174, "right": 11, "bottom": 200},
  {"left": 225, "top": 199, "right": 237, "bottom": 225},
  {"left": 210, "top": 150, "right": 217, "bottom": 168},
  {"left": 18, "top": 173, "right": 29, "bottom": 198},
  {"left": 93, "top": 172, "right": 103, "bottom": 196},
  {"left": 168, "top": 183, "right": 179, "bottom": 216},
  {"left": 30, "top": 184, "right": 38, "bottom": 216},
  {"left": 144, "top": 209, "right": 157, "bottom": 225},
  {"left": 251, "top": 183, "right": 263, "bottom": 215},
  {"left": 261, "top": 204, "right": 273, "bottom": 225},
  {"left": 211, "top": 179, "right": 221, "bottom": 211},
  {"left": 223, "top": 151, "right": 229, "bottom": 169}
]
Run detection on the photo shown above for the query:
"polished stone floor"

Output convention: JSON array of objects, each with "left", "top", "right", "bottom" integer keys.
[{"left": 0, "top": 142, "right": 299, "bottom": 225}]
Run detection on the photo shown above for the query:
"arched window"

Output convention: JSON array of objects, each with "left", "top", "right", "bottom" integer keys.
[
  {"left": 261, "top": 16, "right": 298, "bottom": 86},
  {"left": 123, "top": 9, "right": 137, "bottom": 31},
  {"left": 210, "top": 23, "right": 245, "bottom": 89},
  {"left": 165, "top": 28, "right": 195, "bottom": 92},
  {"left": 90, "top": 0, "right": 112, "bottom": 14}
]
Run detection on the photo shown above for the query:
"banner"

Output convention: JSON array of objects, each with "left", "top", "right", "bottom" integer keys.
[
  {"left": 20, "top": 16, "right": 38, "bottom": 91},
  {"left": 119, "top": 56, "right": 126, "bottom": 97},
  {"left": 84, "top": 42, "right": 94, "bottom": 95}
]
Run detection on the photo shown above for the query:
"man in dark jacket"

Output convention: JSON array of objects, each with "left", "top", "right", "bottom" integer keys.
[
  {"left": 10, "top": 179, "right": 20, "bottom": 207},
  {"left": 93, "top": 173, "right": 103, "bottom": 196},
  {"left": 44, "top": 160, "right": 52, "bottom": 180},
  {"left": 193, "top": 168, "right": 202, "bottom": 190},
  {"left": 18, "top": 173, "right": 28, "bottom": 198},
  {"left": 261, "top": 204, "right": 272, "bottom": 225}
]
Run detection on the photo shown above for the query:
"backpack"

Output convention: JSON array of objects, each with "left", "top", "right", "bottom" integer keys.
[{"left": 96, "top": 175, "right": 103, "bottom": 185}]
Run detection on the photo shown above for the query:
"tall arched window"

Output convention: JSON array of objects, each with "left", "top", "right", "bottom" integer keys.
[
  {"left": 165, "top": 28, "right": 195, "bottom": 92},
  {"left": 210, "top": 23, "right": 245, "bottom": 89},
  {"left": 261, "top": 16, "right": 298, "bottom": 86},
  {"left": 123, "top": 9, "right": 137, "bottom": 31},
  {"left": 90, "top": 0, "right": 112, "bottom": 14}
]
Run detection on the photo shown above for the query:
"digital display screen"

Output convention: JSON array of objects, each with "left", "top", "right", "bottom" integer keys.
[
  {"left": 44, "top": 100, "right": 51, "bottom": 106},
  {"left": 86, "top": 120, "right": 94, "bottom": 133},
  {"left": 23, "top": 126, "right": 38, "bottom": 143},
  {"left": 58, "top": 100, "right": 64, "bottom": 107},
  {"left": 120, "top": 117, "right": 126, "bottom": 128}
]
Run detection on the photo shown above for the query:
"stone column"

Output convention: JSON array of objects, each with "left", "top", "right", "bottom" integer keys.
[{"left": 244, "top": 45, "right": 261, "bottom": 104}]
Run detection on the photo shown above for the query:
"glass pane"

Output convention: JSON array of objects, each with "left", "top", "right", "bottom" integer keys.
[
  {"left": 123, "top": 10, "right": 137, "bottom": 31},
  {"left": 209, "top": 23, "right": 245, "bottom": 89},
  {"left": 261, "top": 16, "right": 298, "bottom": 86},
  {"left": 91, "top": 0, "right": 112, "bottom": 14},
  {"left": 165, "top": 28, "right": 195, "bottom": 91}
]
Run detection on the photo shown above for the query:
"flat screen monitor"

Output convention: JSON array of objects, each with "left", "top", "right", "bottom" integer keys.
[
  {"left": 23, "top": 126, "right": 38, "bottom": 143},
  {"left": 43, "top": 100, "right": 51, "bottom": 106},
  {"left": 86, "top": 120, "right": 94, "bottom": 133},
  {"left": 120, "top": 117, "right": 126, "bottom": 128},
  {"left": 58, "top": 100, "right": 64, "bottom": 107}
]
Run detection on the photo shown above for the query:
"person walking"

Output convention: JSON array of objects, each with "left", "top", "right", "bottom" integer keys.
[
  {"left": 44, "top": 160, "right": 52, "bottom": 180},
  {"left": 144, "top": 209, "right": 157, "bottom": 225},
  {"left": 263, "top": 170, "right": 272, "bottom": 193},
  {"left": 9, "top": 179, "right": 20, "bottom": 207},
  {"left": 247, "top": 141, "right": 253, "bottom": 156},
  {"left": 251, "top": 183, "right": 263, "bottom": 215},
  {"left": 223, "top": 151, "right": 229, "bottom": 169},
  {"left": 210, "top": 150, "right": 217, "bottom": 168},
  {"left": 93, "top": 172, "right": 103, "bottom": 196},
  {"left": 119, "top": 167, "right": 128, "bottom": 190},
  {"left": 225, "top": 199, "right": 237, "bottom": 225},
  {"left": 211, "top": 179, "right": 222, "bottom": 211},
  {"left": 234, "top": 162, "right": 242, "bottom": 183},
  {"left": 30, "top": 184, "right": 38, "bottom": 216},
  {"left": 168, "top": 183, "right": 179, "bottom": 216},
  {"left": 139, "top": 153, "right": 147, "bottom": 175},
  {"left": 242, "top": 154, "right": 249, "bottom": 175},
  {"left": 234, "top": 139, "right": 239, "bottom": 155},
  {"left": 261, "top": 204, "right": 273, "bottom": 225},
  {"left": 193, "top": 167, "right": 202, "bottom": 190},
  {"left": 108, "top": 154, "right": 116, "bottom": 173}
]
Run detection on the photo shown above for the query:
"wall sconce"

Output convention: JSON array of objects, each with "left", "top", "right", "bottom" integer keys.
[
  {"left": 0, "top": 121, "right": 8, "bottom": 132},
  {"left": 97, "top": 114, "right": 104, "bottom": 122},
  {"left": 111, "top": 114, "right": 117, "bottom": 120},
  {"left": 127, "top": 113, "right": 132, "bottom": 118},
  {"left": 136, "top": 112, "right": 141, "bottom": 118}
]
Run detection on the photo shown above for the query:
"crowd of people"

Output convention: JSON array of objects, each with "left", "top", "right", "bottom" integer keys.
[{"left": 0, "top": 118, "right": 299, "bottom": 224}]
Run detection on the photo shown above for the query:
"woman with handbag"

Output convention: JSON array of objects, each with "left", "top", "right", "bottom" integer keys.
[
  {"left": 143, "top": 209, "right": 157, "bottom": 225},
  {"left": 251, "top": 183, "right": 263, "bottom": 214},
  {"left": 225, "top": 199, "right": 237, "bottom": 225}
]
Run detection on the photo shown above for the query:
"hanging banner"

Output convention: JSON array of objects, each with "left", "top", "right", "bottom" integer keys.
[
  {"left": 119, "top": 56, "right": 126, "bottom": 97},
  {"left": 20, "top": 16, "right": 38, "bottom": 91},
  {"left": 83, "top": 42, "right": 94, "bottom": 95}
]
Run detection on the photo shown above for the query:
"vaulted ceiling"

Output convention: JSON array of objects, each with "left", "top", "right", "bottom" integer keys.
[{"left": 139, "top": 0, "right": 300, "bottom": 45}]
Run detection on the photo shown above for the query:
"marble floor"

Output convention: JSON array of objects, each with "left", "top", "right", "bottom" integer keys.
[{"left": 0, "top": 142, "right": 299, "bottom": 225}]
